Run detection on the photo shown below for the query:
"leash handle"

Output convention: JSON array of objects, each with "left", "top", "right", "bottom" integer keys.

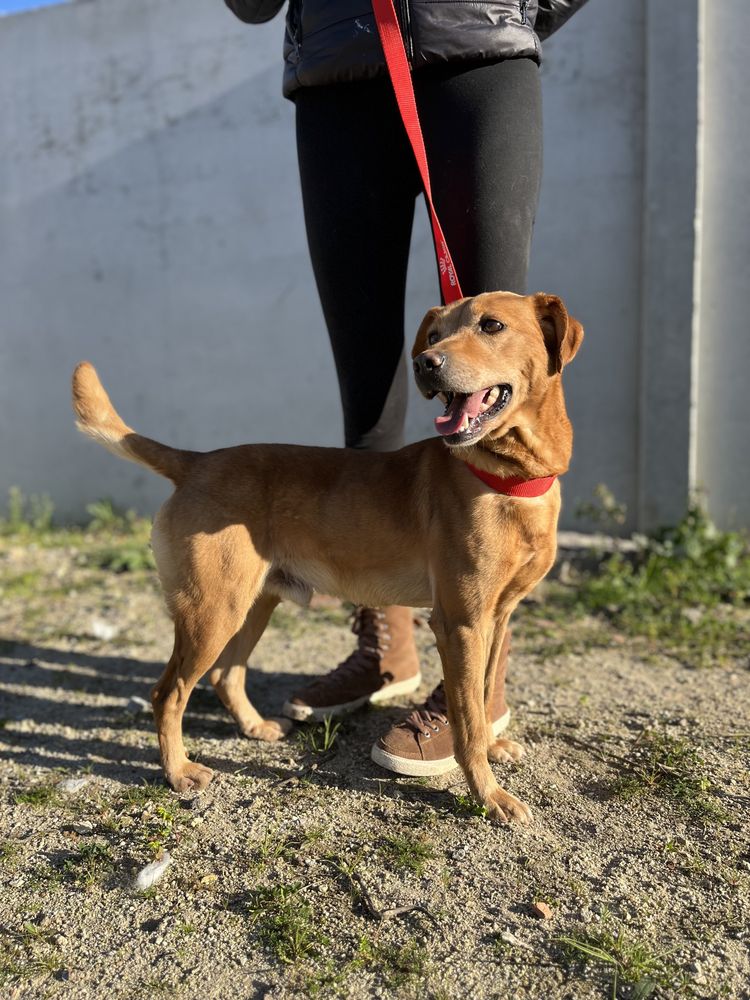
[{"left": 371, "top": 0, "right": 464, "bottom": 304}]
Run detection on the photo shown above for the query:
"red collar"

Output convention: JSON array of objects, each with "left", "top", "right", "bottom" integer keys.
[{"left": 463, "top": 462, "right": 557, "bottom": 497}]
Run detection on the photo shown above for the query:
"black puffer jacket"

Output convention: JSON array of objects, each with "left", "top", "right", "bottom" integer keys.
[{"left": 225, "top": 0, "right": 589, "bottom": 98}]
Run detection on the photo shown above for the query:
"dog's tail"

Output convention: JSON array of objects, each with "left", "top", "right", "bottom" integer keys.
[{"left": 72, "top": 362, "right": 190, "bottom": 484}]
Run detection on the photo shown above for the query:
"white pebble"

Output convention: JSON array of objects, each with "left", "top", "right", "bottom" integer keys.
[
  {"left": 126, "top": 696, "right": 151, "bottom": 715},
  {"left": 135, "top": 851, "right": 173, "bottom": 891},
  {"left": 59, "top": 777, "right": 91, "bottom": 794},
  {"left": 90, "top": 618, "right": 119, "bottom": 641}
]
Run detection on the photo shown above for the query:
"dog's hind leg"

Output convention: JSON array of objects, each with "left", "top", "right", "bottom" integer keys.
[
  {"left": 152, "top": 620, "right": 235, "bottom": 793},
  {"left": 208, "top": 592, "right": 293, "bottom": 743},
  {"left": 485, "top": 621, "right": 524, "bottom": 764},
  {"left": 151, "top": 530, "right": 267, "bottom": 793}
]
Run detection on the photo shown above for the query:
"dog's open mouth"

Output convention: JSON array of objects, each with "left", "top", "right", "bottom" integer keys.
[{"left": 434, "top": 384, "right": 512, "bottom": 443}]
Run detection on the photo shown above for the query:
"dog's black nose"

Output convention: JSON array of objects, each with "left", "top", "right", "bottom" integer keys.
[{"left": 413, "top": 351, "right": 446, "bottom": 377}]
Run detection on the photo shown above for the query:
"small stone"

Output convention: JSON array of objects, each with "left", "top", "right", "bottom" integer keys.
[
  {"left": 499, "top": 930, "right": 534, "bottom": 952},
  {"left": 90, "top": 618, "right": 119, "bottom": 641},
  {"left": 126, "top": 696, "right": 150, "bottom": 715},
  {"left": 531, "top": 901, "right": 553, "bottom": 920}
]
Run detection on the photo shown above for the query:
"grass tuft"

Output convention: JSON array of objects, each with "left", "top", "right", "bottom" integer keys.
[
  {"left": 613, "top": 730, "right": 728, "bottom": 822},
  {"left": 62, "top": 842, "right": 115, "bottom": 889},
  {"left": 245, "top": 883, "right": 327, "bottom": 964},
  {"left": 380, "top": 832, "right": 436, "bottom": 876},
  {"left": 557, "top": 919, "right": 686, "bottom": 998},
  {"left": 13, "top": 782, "right": 60, "bottom": 808},
  {"left": 297, "top": 715, "right": 342, "bottom": 755},
  {"left": 576, "top": 498, "right": 750, "bottom": 667}
]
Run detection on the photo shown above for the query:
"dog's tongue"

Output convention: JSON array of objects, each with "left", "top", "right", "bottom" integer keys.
[{"left": 435, "top": 389, "right": 487, "bottom": 437}]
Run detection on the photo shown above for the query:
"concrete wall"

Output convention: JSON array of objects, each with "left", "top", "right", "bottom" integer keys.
[
  {"left": 694, "top": 0, "right": 750, "bottom": 530},
  {"left": 1, "top": 0, "right": 744, "bottom": 531}
]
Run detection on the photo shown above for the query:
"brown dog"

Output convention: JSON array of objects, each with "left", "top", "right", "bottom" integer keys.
[{"left": 72, "top": 291, "right": 582, "bottom": 823}]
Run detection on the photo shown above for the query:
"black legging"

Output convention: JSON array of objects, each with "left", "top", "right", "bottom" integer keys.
[{"left": 295, "top": 58, "right": 543, "bottom": 451}]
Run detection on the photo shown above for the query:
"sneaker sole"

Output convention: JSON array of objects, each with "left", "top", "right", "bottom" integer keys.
[
  {"left": 282, "top": 672, "right": 423, "bottom": 723},
  {"left": 369, "top": 708, "right": 512, "bottom": 777}
]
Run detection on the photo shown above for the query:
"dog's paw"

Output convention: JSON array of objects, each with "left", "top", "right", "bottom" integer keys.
[
  {"left": 169, "top": 761, "right": 214, "bottom": 793},
  {"left": 241, "top": 716, "right": 293, "bottom": 742},
  {"left": 485, "top": 787, "right": 533, "bottom": 825},
  {"left": 487, "top": 738, "right": 525, "bottom": 763}
]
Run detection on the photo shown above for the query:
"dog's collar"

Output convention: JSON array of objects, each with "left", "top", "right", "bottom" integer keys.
[{"left": 463, "top": 462, "right": 557, "bottom": 497}]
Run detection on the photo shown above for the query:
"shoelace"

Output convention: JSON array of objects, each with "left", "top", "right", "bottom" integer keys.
[{"left": 403, "top": 681, "right": 449, "bottom": 736}]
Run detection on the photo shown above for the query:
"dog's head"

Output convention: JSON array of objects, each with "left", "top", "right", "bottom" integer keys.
[{"left": 411, "top": 291, "right": 583, "bottom": 449}]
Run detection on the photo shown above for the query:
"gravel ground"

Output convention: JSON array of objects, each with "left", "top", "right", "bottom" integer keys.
[{"left": 0, "top": 536, "right": 749, "bottom": 999}]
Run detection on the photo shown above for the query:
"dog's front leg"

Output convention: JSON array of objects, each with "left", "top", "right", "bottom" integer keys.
[{"left": 431, "top": 608, "right": 532, "bottom": 824}]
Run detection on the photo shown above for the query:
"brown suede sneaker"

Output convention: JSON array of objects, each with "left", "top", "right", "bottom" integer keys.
[
  {"left": 282, "top": 605, "right": 421, "bottom": 722},
  {"left": 370, "top": 634, "right": 511, "bottom": 776}
]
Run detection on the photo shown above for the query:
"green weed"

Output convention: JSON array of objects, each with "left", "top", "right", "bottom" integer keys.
[
  {"left": 138, "top": 977, "right": 179, "bottom": 996},
  {"left": 576, "top": 483, "right": 628, "bottom": 530},
  {"left": 297, "top": 715, "right": 342, "bottom": 755},
  {"left": 557, "top": 920, "right": 685, "bottom": 998},
  {"left": 245, "top": 883, "right": 327, "bottom": 964},
  {"left": 62, "top": 842, "right": 114, "bottom": 889},
  {"left": 13, "top": 782, "right": 60, "bottom": 808},
  {"left": 86, "top": 543, "right": 155, "bottom": 573},
  {"left": 0, "top": 569, "right": 43, "bottom": 598},
  {"left": 0, "top": 923, "right": 61, "bottom": 989},
  {"left": 613, "top": 730, "right": 728, "bottom": 822},
  {"left": 117, "top": 782, "right": 172, "bottom": 807},
  {"left": 355, "top": 935, "right": 430, "bottom": 991},
  {"left": 450, "top": 793, "right": 488, "bottom": 819},
  {"left": 576, "top": 499, "right": 750, "bottom": 667},
  {"left": 85, "top": 499, "right": 143, "bottom": 534},
  {"left": 251, "top": 825, "right": 325, "bottom": 872},
  {"left": 0, "top": 486, "right": 55, "bottom": 536},
  {"left": 0, "top": 840, "right": 22, "bottom": 871},
  {"left": 100, "top": 783, "right": 180, "bottom": 858},
  {"left": 380, "top": 832, "right": 435, "bottom": 876}
]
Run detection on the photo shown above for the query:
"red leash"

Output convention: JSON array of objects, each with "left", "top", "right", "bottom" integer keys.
[
  {"left": 371, "top": 0, "right": 463, "bottom": 305},
  {"left": 372, "top": 4, "right": 557, "bottom": 498}
]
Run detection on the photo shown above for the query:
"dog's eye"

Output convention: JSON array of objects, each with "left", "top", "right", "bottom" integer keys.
[
  {"left": 480, "top": 318, "right": 506, "bottom": 334},
  {"left": 427, "top": 330, "right": 440, "bottom": 346}
]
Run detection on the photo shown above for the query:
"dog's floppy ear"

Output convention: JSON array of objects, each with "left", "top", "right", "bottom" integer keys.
[
  {"left": 534, "top": 293, "right": 584, "bottom": 374},
  {"left": 411, "top": 307, "right": 441, "bottom": 360}
]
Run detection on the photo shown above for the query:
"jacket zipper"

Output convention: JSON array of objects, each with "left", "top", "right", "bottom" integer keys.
[
  {"left": 397, "top": 0, "right": 414, "bottom": 64},
  {"left": 520, "top": 0, "right": 528, "bottom": 25}
]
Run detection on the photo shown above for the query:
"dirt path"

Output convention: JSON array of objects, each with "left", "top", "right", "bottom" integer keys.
[{"left": 1, "top": 535, "right": 748, "bottom": 999}]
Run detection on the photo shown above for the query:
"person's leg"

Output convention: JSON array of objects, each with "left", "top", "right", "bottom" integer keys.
[
  {"left": 294, "top": 79, "right": 420, "bottom": 451},
  {"left": 285, "top": 80, "right": 423, "bottom": 720},
  {"left": 416, "top": 57, "right": 543, "bottom": 297},
  {"left": 372, "top": 57, "right": 543, "bottom": 774}
]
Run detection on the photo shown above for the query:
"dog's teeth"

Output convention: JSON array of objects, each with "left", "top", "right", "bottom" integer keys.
[
  {"left": 437, "top": 392, "right": 448, "bottom": 404},
  {"left": 478, "top": 386, "right": 501, "bottom": 414},
  {"left": 459, "top": 414, "right": 470, "bottom": 433}
]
